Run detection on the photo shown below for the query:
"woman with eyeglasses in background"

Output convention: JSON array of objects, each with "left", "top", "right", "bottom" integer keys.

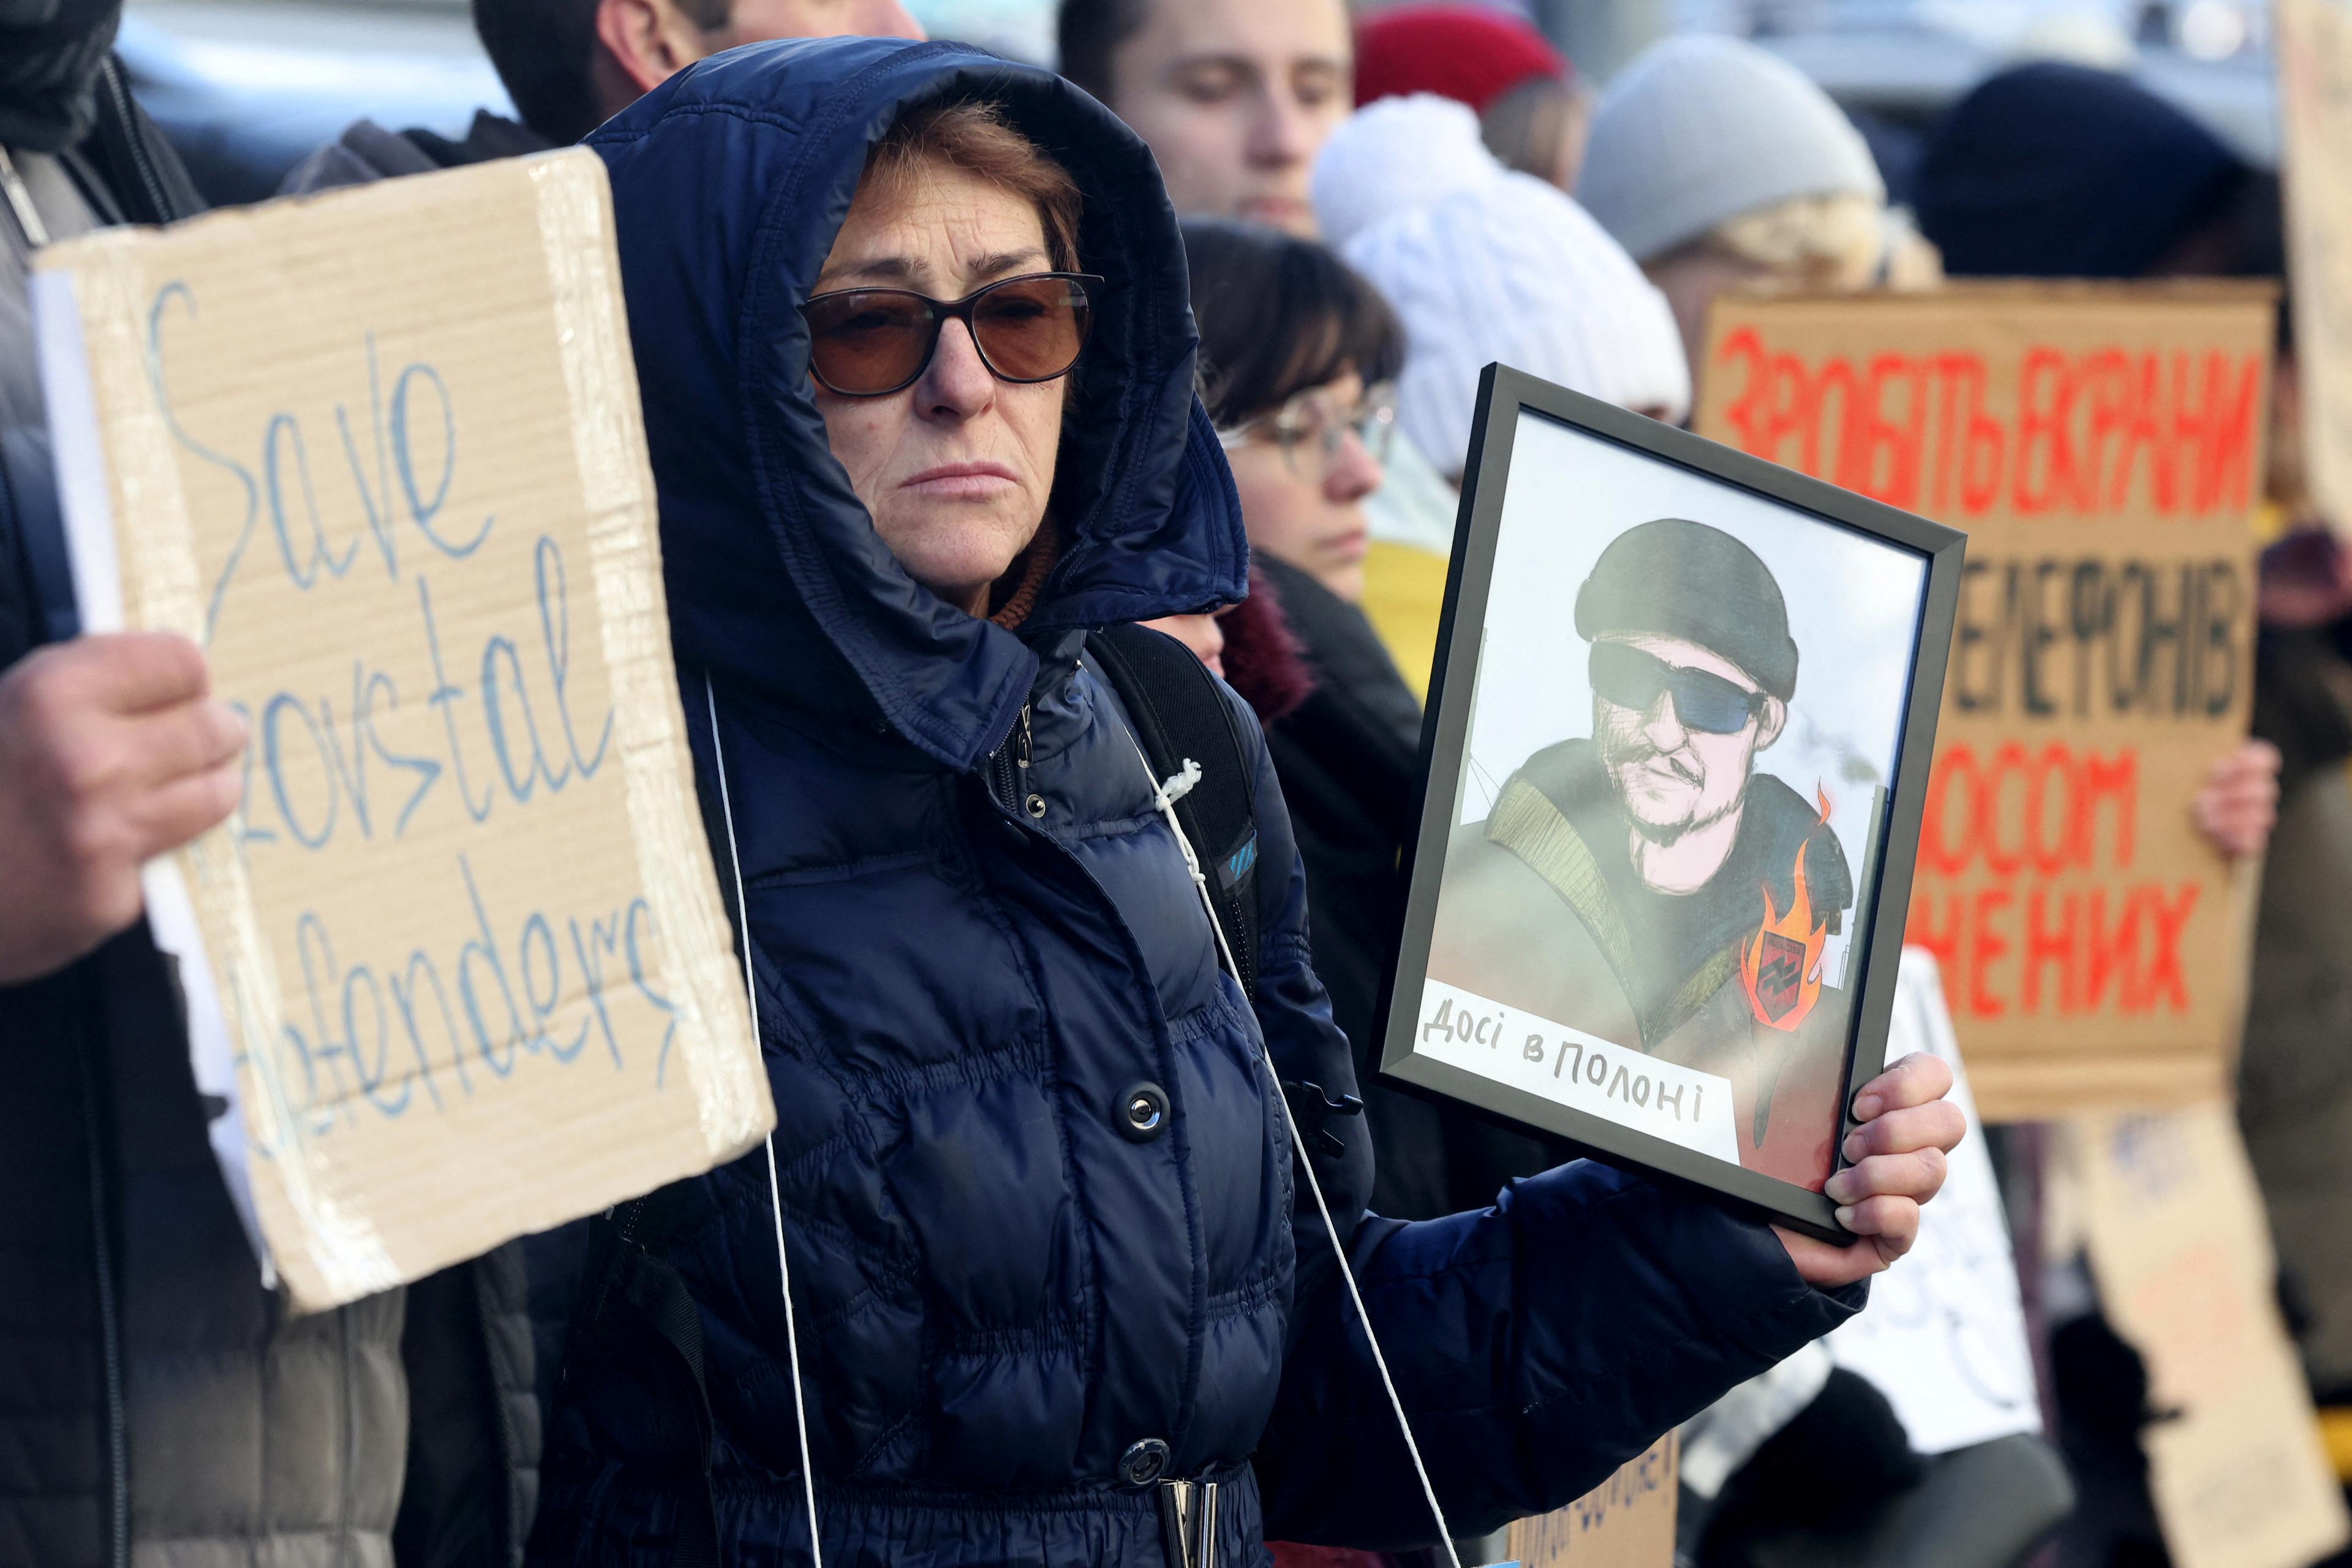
[{"left": 1147, "top": 218, "right": 1540, "bottom": 1231}]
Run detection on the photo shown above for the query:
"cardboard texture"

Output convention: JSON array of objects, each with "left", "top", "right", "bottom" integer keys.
[
  {"left": 31, "top": 151, "right": 771, "bottom": 1312},
  {"left": 2279, "top": 0, "right": 2352, "bottom": 536},
  {"left": 2068, "top": 1106, "right": 2351, "bottom": 1568},
  {"left": 1503, "top": 1437, "right": 1676, "bottom": 1568},
  {"left": 1695, "top": 285, "right": 2274, "bottom": 1120}
]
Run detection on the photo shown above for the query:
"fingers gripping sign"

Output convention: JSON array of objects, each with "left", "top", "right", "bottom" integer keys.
[
  {"left": 0, "top": 632, "right": 247, "bottom": 984},
  {"left": 2190, "top": 738, "right": 2280, "bottom": 862},
  {"left": 1776, "top": 1052, "right": 1966, "bottom": 1288}
]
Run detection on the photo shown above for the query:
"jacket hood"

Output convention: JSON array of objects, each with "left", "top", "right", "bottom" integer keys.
[
  {"left": 592, "top": 38, "right": 1247, "bottom": 771},
  {"left": 0, "top": 0, "right": 118, "bottom": 151}
]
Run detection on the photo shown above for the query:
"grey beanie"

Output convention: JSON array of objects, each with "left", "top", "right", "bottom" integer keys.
[{"left": 1575, "top": 34, "right": 1885, "bottom": 265}]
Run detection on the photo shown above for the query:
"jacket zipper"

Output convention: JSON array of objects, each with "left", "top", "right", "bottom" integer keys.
[
  {"left": 75, "top": 972, "right": 129, "bottom": 1568},
  {"left": 0, "top": 147, "right": 49, "bottom": 247},
  {"left": 99, "top": 59, "right": 172, "bottom": 222},
  {"left": 989, "top": 703, "right": 1033, "bottom": 816}
]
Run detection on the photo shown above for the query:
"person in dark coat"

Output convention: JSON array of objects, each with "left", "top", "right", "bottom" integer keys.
[
  {"left": 0, "top": 9, "right": 451, "bottom": 1564},
  {"left": 1172, "top": 221, "right": 1419, "bottom": 1084},
  {"left": 532, "top": 37, "right": 1964, "bottom": 1568}
]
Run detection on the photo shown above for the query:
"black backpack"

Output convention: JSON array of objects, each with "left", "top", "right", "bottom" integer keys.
[{"left": 556, "top": 624, "right": 1261, "bottom": 1566}]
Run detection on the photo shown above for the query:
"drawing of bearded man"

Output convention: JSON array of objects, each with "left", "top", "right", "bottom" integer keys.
[{"left": 1427, "top": 518, "right": 1859, "bottom": 1186}]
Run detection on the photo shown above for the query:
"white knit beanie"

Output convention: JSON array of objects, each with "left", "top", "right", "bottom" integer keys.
[
  {"left": 1576, "top": 34, "right": 1885, "bottom": 265},
  {"left": 1316, "top": 96, "right": 1691, "bottom": 477},
  {"left": 1311, "top": 94, "right": 1502, "bottom": 249}
]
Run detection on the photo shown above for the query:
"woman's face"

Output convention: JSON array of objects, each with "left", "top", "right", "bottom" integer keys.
[
  {"left": 1645, "top": 247, "right": 1773, "bottom": 400},
  {"left": 1223, "top": 369, "right": 1382, "bottom": 603},
  {"left": 812, "top": 161, "right": 1069, "bottom": 615}
]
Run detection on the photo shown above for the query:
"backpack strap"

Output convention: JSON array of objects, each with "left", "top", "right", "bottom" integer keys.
[
  {"left": 1085, "top": 623, "right": 1261, "bottom": 1003},
  {"left": 561, "top": 1184, "right": 722, "bottom": 1568},
  {"left": 552, "top": 682, "right": 758, "bottom": 1568}
]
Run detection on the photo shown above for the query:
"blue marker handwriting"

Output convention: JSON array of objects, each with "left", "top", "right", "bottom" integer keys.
[
  {"left": 147, "top": 281, "right": 497, "bottom": 641},
  {"left": 146, "top": 282, "right": 660, "bottom": 1140},
  {"left": 241, "top": 854, "right": 679, "bottom": 1158},
  {"left": 228, "top": 535, "right": 614, "bottom": 850}
]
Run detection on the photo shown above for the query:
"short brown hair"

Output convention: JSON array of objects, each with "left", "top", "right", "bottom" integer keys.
[
  {"left": 472, "top": 0, "right": 731, "bottom": 147},
  {"left": 1055, "top": 0, "right": 1153, "bottom": 106},
  {"left": 1180, "top": 218, "right": 1403, "bottom": 428},
  {"left": 863, "top": 99, "right": 1084, "bottom": 271}
]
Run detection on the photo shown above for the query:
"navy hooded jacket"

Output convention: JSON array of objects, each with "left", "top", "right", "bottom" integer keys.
[{"left": 532, "top": 37, "right": 1858, "bottom": 1567}]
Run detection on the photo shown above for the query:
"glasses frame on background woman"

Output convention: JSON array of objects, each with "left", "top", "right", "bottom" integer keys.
[
  {"left": 1218, "top": 380, "right": 1398, "bottom": 478},
  {"left": 799, "top": 271, "right": 1102, "bottom": 396}
]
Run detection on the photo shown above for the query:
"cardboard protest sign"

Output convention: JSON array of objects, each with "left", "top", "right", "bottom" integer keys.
[
  {"left": 1504, "top": 1436, "right": 1676, "bottom": 1568},
  {"left": 2278, "top": 0, "right": 2352, "bottom": 535},
  {"left": 2066, "top": 1106, "right": 2350, "bottom": 1568},
  {"left": 1826, "top": 948, "right": 2041, "bottom": 1455},
  {"left": 32, "top": 151, "right": 771, "bottom": 1311},
  {"left": 1695, "top": 286, "right": 2274, "bottom": 1120}
]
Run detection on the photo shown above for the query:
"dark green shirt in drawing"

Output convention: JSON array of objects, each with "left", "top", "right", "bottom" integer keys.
[{"left": 1444, "top": 739, "right": 1854, "bottom": 1051}]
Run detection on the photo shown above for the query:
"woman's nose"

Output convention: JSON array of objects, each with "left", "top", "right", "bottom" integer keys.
[
  {"left": 917, "top": 320, "right": 997, "bottom": 418},
  {"left": 1324, "top": 429, "right": 1383, "bottom": 503}
]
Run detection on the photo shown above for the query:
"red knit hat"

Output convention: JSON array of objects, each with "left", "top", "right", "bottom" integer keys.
[{"left": 1352, "top": 6, "right": 1572, "bottom": 113}]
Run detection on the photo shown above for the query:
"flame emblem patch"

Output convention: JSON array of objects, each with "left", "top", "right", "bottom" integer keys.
[{"left": 1738, "top": 789, "right": 1832, "bottom": 1032}]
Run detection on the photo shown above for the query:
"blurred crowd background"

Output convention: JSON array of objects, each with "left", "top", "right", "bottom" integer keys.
[{"left": 121, "top": 0, "right": 2277, "bottom": 206}]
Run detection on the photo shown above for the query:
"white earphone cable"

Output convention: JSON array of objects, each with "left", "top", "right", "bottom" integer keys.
[
  {"left": 706, "top": 676, "right": 825, "bottom": 1568},
  {"left": 1128, "top": 731, "right": 1464, "bottom": 1568}
]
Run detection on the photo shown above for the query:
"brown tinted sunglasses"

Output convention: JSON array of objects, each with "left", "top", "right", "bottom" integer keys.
[{"left": 798, "top": 271, "right": 1101, "bottom": 397}]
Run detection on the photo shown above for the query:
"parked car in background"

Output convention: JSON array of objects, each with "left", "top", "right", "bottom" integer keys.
[{"left": 121, "top": 0, "right": 508, "bottom": 203}]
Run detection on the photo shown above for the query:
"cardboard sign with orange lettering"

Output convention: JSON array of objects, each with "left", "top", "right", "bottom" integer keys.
[{"left": 1695, "top": 285, "right": 2274, "bottom": 1119}]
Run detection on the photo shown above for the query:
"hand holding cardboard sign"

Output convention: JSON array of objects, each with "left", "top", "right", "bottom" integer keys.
[
  {"left": 1777, "top": 1052, "right": 1965, "bottom": 1286},
  {"left": 2191, "top": 739, "right": 2280, "bottom": 861},
  {"left": 0, "top": 631, "right": 245, "bottom": 983}
]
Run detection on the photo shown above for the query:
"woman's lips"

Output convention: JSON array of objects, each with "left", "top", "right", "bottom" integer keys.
[
  {"left": 902, "top": 461, "right": 1020, "bottom": 500},
  {"left": 1241, "top": 195, "right": 1311, "bottom": 228},
  {"left": 1328, "top": 528, "right": 1370, "bottom": 563}
]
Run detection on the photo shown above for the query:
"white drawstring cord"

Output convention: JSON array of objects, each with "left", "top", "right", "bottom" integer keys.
[
  {"left": 705, "top": 676, "right": 825, "bottom": 1568},
  {"left": 1123, "top": 731, "right": 1465, "bottom": 1568},
  {"left": 703, "top": 672, "right": 1460, "bottom": 1566}
]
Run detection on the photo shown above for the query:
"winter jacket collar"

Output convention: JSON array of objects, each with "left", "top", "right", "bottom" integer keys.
[{"left": 590, "top": 39, "right": 1249, "bottom": 772}]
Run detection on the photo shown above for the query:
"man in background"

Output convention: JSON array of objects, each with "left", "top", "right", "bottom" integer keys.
[
  {"left": 287, "top": 0, "right": 921, "bottom": 189},
  {"left": 1055, "top": 0, "right": 1349, "bottom": 234}
]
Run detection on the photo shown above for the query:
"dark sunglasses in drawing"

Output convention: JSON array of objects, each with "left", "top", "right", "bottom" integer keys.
[{"left": 1589, "top": 639, "right": 1768, "bottom": 737}]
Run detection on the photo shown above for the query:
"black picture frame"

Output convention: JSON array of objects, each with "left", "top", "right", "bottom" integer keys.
[{"left": 1378, "top": 365, "right": 1966, "bottom": 1243}]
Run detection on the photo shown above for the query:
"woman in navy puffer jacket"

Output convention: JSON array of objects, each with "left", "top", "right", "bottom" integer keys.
[{"left": 533, "top": 35, "right": 1960, "bottom": 1568}]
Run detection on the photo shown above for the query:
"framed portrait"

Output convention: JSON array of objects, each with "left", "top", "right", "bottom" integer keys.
[{"left": 1381, "top": 368, "right": 1964, "bottom": 1241}]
